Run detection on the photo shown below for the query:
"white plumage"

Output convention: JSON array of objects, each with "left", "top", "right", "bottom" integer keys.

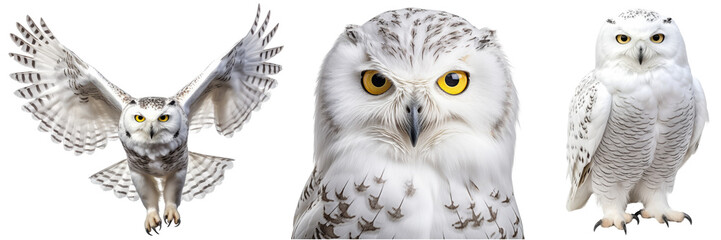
[
  {"left": 293, "top": 8, "right": 522, "bottom": 238},
  {"left": 566, "top": 9, "right": 708, "bottom": 233},
  {"left": 8, "top": 5, "right": 281, "bottom": 235}
]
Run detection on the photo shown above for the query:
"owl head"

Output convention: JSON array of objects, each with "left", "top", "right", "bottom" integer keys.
[
  {"left": 119, "top": 97, "right": 188, "bottom": 155},
  {"left": 315, "top": 8, "right": 518, "bottom": 163},
  {"left": 596, "top": 9, "right": 688, "bottom": 70}
]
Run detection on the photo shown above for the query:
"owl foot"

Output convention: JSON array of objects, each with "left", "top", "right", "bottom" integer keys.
[
  {"left": 634, "top": 209, "right": 692, "bottom": 226},
  {"left": 164, "top": 206, "right": 181, "bottom": 227},
  {"left": 144, "top": 211, "right": 162, "bottom": 236},
  {"left": 593, "top": 213, "right": 636, "bottom": 234}
]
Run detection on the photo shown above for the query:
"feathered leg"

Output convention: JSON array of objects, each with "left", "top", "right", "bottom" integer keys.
[
  {"left": 633, "top": 183, "right": 692, "bottom": 226},
  {"left": 130, "top": 169, "right": 162, "bottom": 235},
  {"left": 162, "top": 166, "right": 187, "bottom": 227},
  {"left": 596, "top": 192, "right": 635, "bottom": 234}
]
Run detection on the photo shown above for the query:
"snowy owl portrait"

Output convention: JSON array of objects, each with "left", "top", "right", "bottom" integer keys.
[
  {"left": 293, "top": 8, "right": 523, "bottom": 238},
  {"left": 566, "top": 9, "right": 708, "bottom": 233},
  {"left": 8, "top": 6, "right": 282, "bottom": 235}
]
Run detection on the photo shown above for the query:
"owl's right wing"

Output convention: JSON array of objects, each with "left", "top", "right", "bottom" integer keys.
[
  {"left": 174, "top": 5, "right": 282, "bottom": 136},
  {"left": 566, "top": 72, "right": 612, "bottom": 210},
  {"left": 9, "top": 16, "right": 133, "bottom": 155}
]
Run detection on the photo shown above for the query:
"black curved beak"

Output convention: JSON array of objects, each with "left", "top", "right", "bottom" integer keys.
[
  {"left": 406, "top": 102, "right": 421, "bottom": 147},
  {"left": 638, "top": 47, "right": 644, "bottom": 65},
  {"left": 150, "top": 126, "right": 155, "bottom": 139}
]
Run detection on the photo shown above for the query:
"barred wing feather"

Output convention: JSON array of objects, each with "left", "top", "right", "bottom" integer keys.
[
  {"left": 9, "top": 16, "right": 133, "bottom": 155},
  {"left": 175, "top": 5, "right": 282, "bottom": 137}
]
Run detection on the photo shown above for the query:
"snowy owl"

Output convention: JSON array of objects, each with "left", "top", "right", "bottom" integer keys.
[
  {"left": 8, "top": 6, "right": 282, "bottom": 235},
  {"left": 566, "top": 9, "right": 708, "bottom": 233},
  {"left": 293, "top": 8, "right": 522, "bottom": 238}
]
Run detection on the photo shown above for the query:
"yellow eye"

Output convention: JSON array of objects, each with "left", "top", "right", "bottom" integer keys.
[
  {"left": 437, "top": 71, "right": 469, "bottom": 95},
  {"left": 361, "top": 70, "right": 391, "bottom": 95},
  {"left": 134, "top": 115, "right": 145, "bottom": 122},
  {"left": 650, "top": 33, "right": 664, "bottom": 43},
  {"left": 158, "top": 115, "right": 169, "bottom": 122},
  {"left": 616, "top": 34, "right": 631, "bottom": 44}
]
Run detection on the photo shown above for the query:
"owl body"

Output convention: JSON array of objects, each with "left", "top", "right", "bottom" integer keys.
[
  {"left": 119, "top": 97, "right": 190, "bottom": 177},
  {"left": 294, "top": 8, "right": 522, "bottom": 238},
  {"left": 567, "top": 9, "right": 707, "bottom": 231}
]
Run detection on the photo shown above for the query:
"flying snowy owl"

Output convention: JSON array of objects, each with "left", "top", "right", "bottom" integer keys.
[
  {"left": 8, "top": 6, "right": 281, "bottom": 235},
  {"left": 566, "top": 9, "right": 708, "bottom": 233},
  {"left": 293, "top": 8, "right": 523, "bottom": 238}
]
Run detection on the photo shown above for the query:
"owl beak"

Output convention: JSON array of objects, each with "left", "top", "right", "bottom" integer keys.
[
  {"left": 149, "top": 126, "right": 155, "bottom": 139},
  {"left": 406, "top": 102, "right": 422, "bottom": 147},
  {"left": 638, "top": 47, "right": 644, "bottom": 65}
]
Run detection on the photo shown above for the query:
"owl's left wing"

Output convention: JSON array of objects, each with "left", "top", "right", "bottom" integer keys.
[
  {"left": 175, "top": 5, "right": 282, "bottom": 136},
  {"left": 9, "top": 16, "right": 133, "bottom": 155},
  {"left": 683, "top": 77, "right": 708, "bottom": 164}
]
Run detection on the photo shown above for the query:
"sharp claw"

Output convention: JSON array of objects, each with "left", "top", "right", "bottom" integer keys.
[
  {"left": 633, "top": 209, "right": 643, "bottom": 224},
  {"left": 662, "top": 215, "right": 669, "bottom": 227},
  {"left": 622, "top": 222, "right": 627, "bottom": 235},
  {"left": 152, "top": 226, "right": 159, "bottom": 235},
  {"left": 683, "top": 213, "right": 693, "bottom": 225},
  {"left": 146, "top": 229, "right": 152, "bottom": 236},
  {"left": 175, "top": 219, "right": 181, "bottom": 227},
  {"left": 593, "top": 219, "right": 602, "bottom": 232},
  {"left": 167, "top": 220, "right": 172, "bottom": 227},
  {"left": 164, "top": 215, "right": 168, "bottom": 225}
]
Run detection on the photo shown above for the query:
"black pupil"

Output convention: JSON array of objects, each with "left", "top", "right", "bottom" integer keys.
[
  {"left": 371, "top": 74, "right": 386, "bottom": 87},
  {"left": 445, "top": 73, "right": 460, "bottom": 87},
  {"left": 653, "top": 35, "right": 660, "bottom": 41},
  {"left": 620, "top": 35, "right": 628, "bottom": 42}
]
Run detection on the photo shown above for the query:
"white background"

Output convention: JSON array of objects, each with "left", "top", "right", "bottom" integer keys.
[{"left": 0, "top": 0, "right": 718, "bottom": 239}]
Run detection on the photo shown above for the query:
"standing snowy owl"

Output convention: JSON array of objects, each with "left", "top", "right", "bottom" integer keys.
[
  {"left": 293, "top": 8, "right": 522, "bottom": 238},
  {"left": 566, "top": 9, "right": 708, "bottom": 233},
  {"left": 8, "top": 6, "right": 281, "bottom": 235}
]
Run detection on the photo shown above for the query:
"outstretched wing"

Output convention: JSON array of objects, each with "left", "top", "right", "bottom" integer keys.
[
  {"left": 9, "top": 16, "right": 133, "bottom": 155},
  {"left": 566, "top": 72, "right": 612, "bottom": 210},
  {"left": 175, "top": 5, "right": 282, "bottom": 137}
]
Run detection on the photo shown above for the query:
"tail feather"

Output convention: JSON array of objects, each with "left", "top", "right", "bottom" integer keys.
[
  {"left": 89, "top": 160, "right": 139, "bottom": 201},
  {"left": 89, "top": 152, "right": 233, "bottom": 202},
  {"left": 182, "top": 152, "right": 234, "bottom": 201}
]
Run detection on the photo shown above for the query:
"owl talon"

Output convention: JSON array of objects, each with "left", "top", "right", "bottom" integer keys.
[
  {"left": 683, "top": 213, "right": 692, "bottom": 225},
  {"left": 632, "top": 210, "right": 641, "bottom": 224},
  {"left": 662, "top": 215, "right": 669, "bottom": 227},
  {"left": 593, "top": 220, "right": 602, "bottom": 231},
  {"left": 175, "top": 219, "right": 181, "bottom": 227}
]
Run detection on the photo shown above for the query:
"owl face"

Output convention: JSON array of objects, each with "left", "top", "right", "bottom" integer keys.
[
  {"left": 120, "top": 97, "right": 186, "bottom": 145},
  {"left": 317, "top": 8, "right": 515, "bottom": 159},
  {"left": 596, "top": 9, "right": 687, "bottom": 70}
]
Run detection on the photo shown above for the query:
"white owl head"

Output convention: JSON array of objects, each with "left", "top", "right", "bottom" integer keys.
[
  {"left": 596, "top": 9, "right": 688, "bottom": 70},
  {"left": 315, "top": 8, "right": 518, "bottom": 162},
  {"left": 120, "top": 97, "right": 187, "bottom": 145}
]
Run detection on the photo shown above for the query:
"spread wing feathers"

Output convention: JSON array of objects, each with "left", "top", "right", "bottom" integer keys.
[
  {"left": 683, "top": 77, "right": 708, "bottom": 165},
  {"left": 175, "top": 5, "right": 282, "bottom": 137},
  {"left": 566, "top": 72, "right": 612, "bottom": 210},
  {"left": 89, "top": 153, "right": 233, "bottom": 202},
  {"left": 9, "top": 16, "right": 133, "bottom": 155},
  {"left": 182, "top": 152, "right": 234, "bottom": 201},
  {"left": 89, "top": 160, "right": 140, "bottom": 201}
]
